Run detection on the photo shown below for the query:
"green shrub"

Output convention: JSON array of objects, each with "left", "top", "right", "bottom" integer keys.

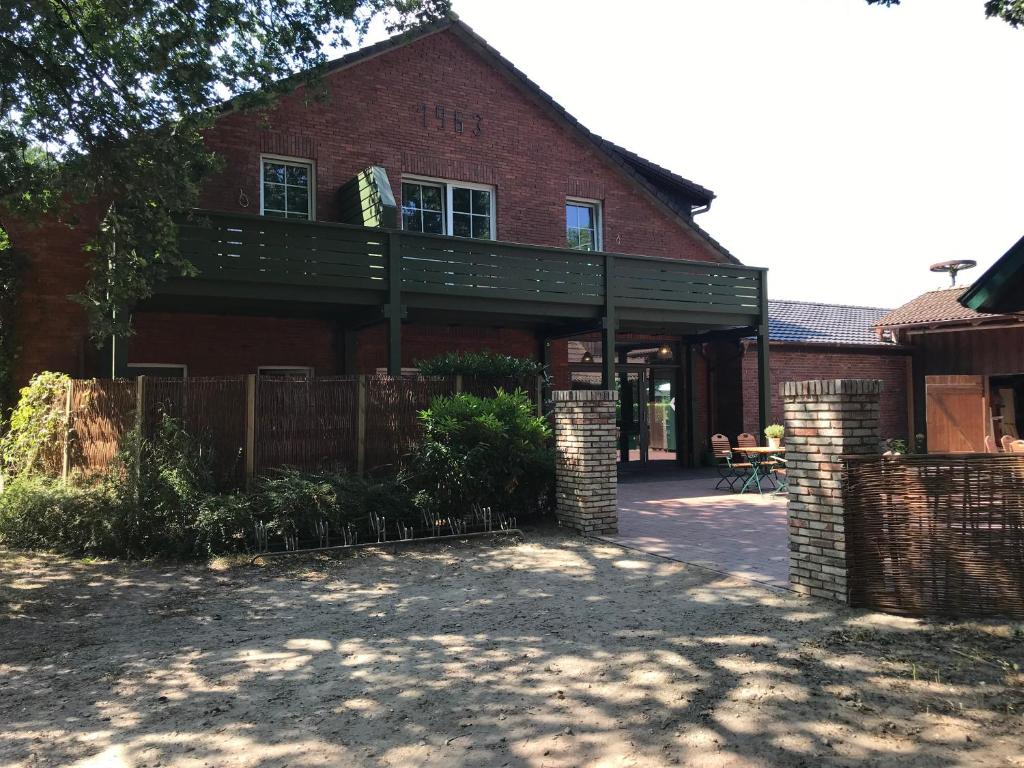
[
  {"left": 252, "top": 468, "right": 417, "bottom": 543},
  {"left": 0, "top": 475, "right": 121, "bottom": 555},
  {"left": 415, "top": 350, "right": 542, "bottom": 380},
  {"left": 0, "top": 371, "right": 70, "bottom": 479},
  {"left": 409, "top": 389, "right": 554, "bottom": 519}
]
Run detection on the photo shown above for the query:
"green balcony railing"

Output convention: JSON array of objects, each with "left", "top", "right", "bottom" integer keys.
[{"left": 172, "top": 210, "right": 765, "bottom": 323}]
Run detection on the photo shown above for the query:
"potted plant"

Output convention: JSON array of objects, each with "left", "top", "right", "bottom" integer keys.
[{"left": 764, "top": 424, "right": 784, "bottom": 450}]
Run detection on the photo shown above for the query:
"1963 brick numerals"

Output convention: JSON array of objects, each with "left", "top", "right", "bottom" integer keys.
[{"left": 416, "top": 103, "right": 482, "bottom": 137}]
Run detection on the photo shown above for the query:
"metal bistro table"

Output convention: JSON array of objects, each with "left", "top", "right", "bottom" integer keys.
[{"left": 736, "top": 446, "right": 785, "bottom": 494}]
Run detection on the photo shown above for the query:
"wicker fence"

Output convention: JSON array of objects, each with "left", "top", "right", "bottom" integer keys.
[
  {"left": 843, "top": 454, "right": 1024, "bottom": 618},
  {"left": 57, "top": 374, "right": 540, "bottom": 486}
]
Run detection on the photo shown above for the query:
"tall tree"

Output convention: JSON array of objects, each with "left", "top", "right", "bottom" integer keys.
[
  {"left": 867, "top": 0, "right": 1024, "bottom": 27},
  {"left": 0, "top": 0, "right": 450, "bottom": 339}
]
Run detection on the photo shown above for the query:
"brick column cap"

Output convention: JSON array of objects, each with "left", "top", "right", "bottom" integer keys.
[
  {"left": 781, "top": 379, "right": 882, "bottom": 397},
  {"left": 551, "top": 389, "right": 619, "bottom": 402}
]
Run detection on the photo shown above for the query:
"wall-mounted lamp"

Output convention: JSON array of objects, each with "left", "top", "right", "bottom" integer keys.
[
  {"left": 581, "top": 350, "right": 594, "bottom": 364},
  {"left": 657, "top": 344, "right": 672, "bottom": 359}
]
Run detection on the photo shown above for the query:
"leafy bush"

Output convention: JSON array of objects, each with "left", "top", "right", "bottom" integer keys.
[
  {"left": 409, "top": 389, "right": 554, "bottom": 520},
  {"left": 415, "top": 350, "right": 542, "bottom": 380},
  {"left": 0, "top": 371, "right": 70, "bottom": 479},
  {"left": 0, "top": 475, "right": 121, "bottom": 555},
  {"left": 252, "top": 468, "right": 417, "bottom": 542}
]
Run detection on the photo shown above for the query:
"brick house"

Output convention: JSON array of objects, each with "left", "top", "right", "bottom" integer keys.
[
  {"left": 875, "top": 286, "right": 1024, "bottom": 452},
  {"left": 2, "top": 16, "right": 773, "bottom": 467},
  {"left": 740, "top": 300, "right": 911, "bottom": 441}
]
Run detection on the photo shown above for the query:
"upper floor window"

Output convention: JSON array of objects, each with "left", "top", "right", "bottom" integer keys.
[
  {"left": 566, "top": 200, "right": 601, "bottom": 251},
  {"left": 261, "top": 156, "right": 314, "bottom": 220},
  {"left": 401, "top": 178, "right": 495, "bottom": 240}
]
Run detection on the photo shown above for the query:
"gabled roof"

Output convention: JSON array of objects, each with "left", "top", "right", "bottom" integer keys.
[
  {"left": 875, "top": 287, "right": 1001, "bottom": 328},
  {"left": 959, "top": 234, "right": 1024, "bottom": 314},
  {"left": 767, "top": 300, "right": 895, "bottom": 346},
  {"left": 231, "top": 14, "right": 740, "bottom": 264}
]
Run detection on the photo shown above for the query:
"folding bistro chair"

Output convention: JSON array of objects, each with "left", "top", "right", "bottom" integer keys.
[
  {"left": 770, "top": 455, "right": 788, "bottom": 495},
  {"left": 1002, "top": 435, "right": 1016, "bottom": 452},
  {"left": 985, "top": 434, "right": 999, "bottom": 453},
  {"left": 736, "top": 433, "right": 758, "bottom": 449},
  {"left": 735, "top": 432, "right": 777, "bottom": 492},
  {"left": 711, "top": 434, "right": 751, "bottom": 491}
]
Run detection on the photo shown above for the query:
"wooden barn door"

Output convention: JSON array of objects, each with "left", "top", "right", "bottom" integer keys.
[{"left": 925, "top": 375, "right": 988, "bottom": 453}]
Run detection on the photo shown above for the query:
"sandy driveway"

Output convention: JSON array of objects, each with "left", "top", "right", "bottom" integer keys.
[{"left": 2, "top": 531, "right": 1022, "bottom": 767}]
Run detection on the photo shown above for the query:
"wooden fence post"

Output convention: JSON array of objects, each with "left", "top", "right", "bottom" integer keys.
[
  {"left": 61, "top": 379, "right": 73, "bottom": 483},
  {"left": 356, "top": 375, "right": 367, "bottom": 475},
  {"left": 454, "top": 374, "right": 463, "bottom": 395},
  {"left": 245, "top": 374, "right": 256, "bottom": 488}
]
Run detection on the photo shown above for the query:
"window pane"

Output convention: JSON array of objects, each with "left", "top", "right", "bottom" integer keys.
[
  {"left": 452, "top": 213, "right": 472, "bottom": 237},
  {"left": 576, "top": 205, "right": 593, "bottom": 228},
  {"left": 402, "top": 183, "right": 422, "bottom": 209},
  {"left": 402, "top": 210, "right": 421, "bottom": 232},
  {"left": 566, "top": 204, "right": 578, "bottom": 229},
  {"left": 264, "top": 209, "right": 286, "bottom": 219},
  {"left": 421, "top": 185, "right": 442, "bottom": 211},
  {"left": 452, "top": 187, "right": 471, "bottom": 213},
  {"left": 423, "top": 211, "right": 444, "bottom": 234},
  {"left": 286, "top": 164, "right": 309, "bottom": 187},
  {"left": 567, "top": 229, "right": 581, "bottom": 249},
  {"left": 578, "top": 229, "right": 594, "bottom": 251},
  {"left": 264, "top": 184, "right": 286, "bottom": 211},
  {"left": 472, "top": 215, "right": 491, "bottom": 239},
  {"left": 471, "top": 189, "right": 490, "bottom": 215},
  {"left": 263, "top": 162, "right": 286, "bottom": 184},
  {"left": 287, "top": 186, "right": 309, "bottom": 215}
]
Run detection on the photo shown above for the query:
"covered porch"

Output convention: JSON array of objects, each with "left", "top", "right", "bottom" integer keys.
[{"left": 122, "top": 210, "right": 771, "bottom": 465}]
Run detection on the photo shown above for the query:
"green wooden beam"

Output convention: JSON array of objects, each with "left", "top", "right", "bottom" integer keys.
[
  {"left": 685, "top": 343, "right": 696, "bottom": 467},
  {"left": 601, "top": 253, "right": 616, "bottom": 389},
  {"left": 387, "top": 231, "right": 402, "bottom": 376},
  {"left": 757, "top": 270, "right": 771, "bottom": 438}
]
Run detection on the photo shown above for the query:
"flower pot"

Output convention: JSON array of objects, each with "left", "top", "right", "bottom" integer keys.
[{"left": 767, "top": 436, "right": 782, "bottom": 450}]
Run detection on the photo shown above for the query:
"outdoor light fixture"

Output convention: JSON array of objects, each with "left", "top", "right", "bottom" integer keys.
[
  {"left": 581, "top": 350, "right": 594, "bottom": 363},
  {"left": 657, "top": 344, "right": 672, "bottom": 359}
]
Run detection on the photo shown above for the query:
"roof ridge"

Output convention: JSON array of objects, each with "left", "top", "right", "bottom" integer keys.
[{"left": 769, "top": 298, "right": 893, "bottom": 312}]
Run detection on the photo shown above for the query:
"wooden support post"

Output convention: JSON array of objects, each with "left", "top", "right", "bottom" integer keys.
[
  {"left": 601, "top": 253, "right": 616, "bottom": 390},
  {"left": 244, "top": 374, "right": 256, "bottom": 488},
  {"left": 387, "top": 231, "right": 402, "bottom": 377},
  {"left": 685, "top": 344, "right": 696, "bottom": 467},
  {"left": 61, "top": 379, "right": 73, "bottom": 482},
  {"left": 356, "top": 375, "right": 367, "bottom": 475},
  {"left": 757, "top": 270, "right": 771, "bottom": 439},
  {"left": 454, "top": 374, "right": 463, "bottom": 395}
]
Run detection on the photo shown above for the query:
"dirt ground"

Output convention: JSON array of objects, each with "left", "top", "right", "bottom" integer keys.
[{"left": 2, "top": 530, "right": 1023, "bottom": 768}]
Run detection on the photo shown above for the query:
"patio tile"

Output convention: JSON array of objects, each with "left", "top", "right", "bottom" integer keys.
[{"left": 601, "top": 469, "right": 790, "bottom": 589}]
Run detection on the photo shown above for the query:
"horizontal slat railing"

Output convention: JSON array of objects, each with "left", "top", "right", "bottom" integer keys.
[
  {"left": 399, "top": 231, "right": 605, "bottom": 305},
  {"left": 178, "top": 213, "right": 388, "bottom": 291},
  {"left": 175, "top": 211, "right": 765, "bottom": 319}
]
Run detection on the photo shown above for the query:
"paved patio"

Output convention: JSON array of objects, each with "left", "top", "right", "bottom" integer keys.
[{"left": 604, "top": 466, "right": 790, "bottom": 588}]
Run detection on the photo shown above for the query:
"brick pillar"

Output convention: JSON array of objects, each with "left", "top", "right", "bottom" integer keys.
[
  {"left": 552, "top": 390, "right": 618, "bottom": 534},
  {"left": 782, "top": 379, "right": 881, "bottom": 602}
]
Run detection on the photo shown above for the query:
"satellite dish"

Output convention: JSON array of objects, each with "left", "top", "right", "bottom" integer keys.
[{"left": 930, "top": 259, "right": 977, "bottom": 287}]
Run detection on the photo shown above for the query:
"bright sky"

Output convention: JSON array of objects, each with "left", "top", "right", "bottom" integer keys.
[{"left": 362, "top": 0, "right": 1024, "bottom": 309}]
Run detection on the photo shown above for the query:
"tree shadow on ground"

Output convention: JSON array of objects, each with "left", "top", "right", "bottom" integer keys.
[{"left": 1, "top": 533, "right": 1022, "bottom": 767}]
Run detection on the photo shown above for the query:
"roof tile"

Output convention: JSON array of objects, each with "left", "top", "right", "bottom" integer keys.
[
  {"left": 768, "top": 300, "right": 893, "bottom": 346},
  {"left": 875, "top": 287, "right": 1000, "bottom": 328}
]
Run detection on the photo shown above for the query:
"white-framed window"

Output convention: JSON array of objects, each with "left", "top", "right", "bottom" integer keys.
[
  {"left": 260, "top": 155, "right": 315, "bottom": 220},
  {"left": 566, "top": 199, "right": 602, "bottom": 251},
  {"left": 127, "top": 363, "right": 188, "bottom": 378},
  {"left": 257, "top": 366, "right": 313, "bottom": 379},
  {"left": 401, "top": 176, "right": 495, "bottom": 240}
]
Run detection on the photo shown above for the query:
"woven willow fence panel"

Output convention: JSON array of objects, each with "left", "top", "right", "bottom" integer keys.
[
  {"left": 843, "top": 454, "right": 1024, "bottom": 618},
  {"left": 56, "top": 374, "right": 541, "bottom": 485}
]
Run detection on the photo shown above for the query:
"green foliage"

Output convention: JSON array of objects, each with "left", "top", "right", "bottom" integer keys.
[
  {"left": 252, "top": 468, "right": 417, "bottom": 539},
  {"left": 410, "top": 389, "right": 554, "bottom": 519},
  {"left": 0, "top": 371, "right": 70, "bottom": 479},
  {"left": 0, "top": 229, "right": 25, "bottom": 419},
  {"left": 0, "top": 0, "right": 450, "bottom": 340},
  {"left": 886, "top": 437, "right": 908, "bottom": 455},
  {"left": 0, "top": 475, "right": 120, "bottom": 554},
  {"left": 416, "top": 350, "right": 543, "bottom": 380},
  {"left": 763, "top": 423, "right": 785, "bottom": 439},
  {"left": 866, "top": 0, "right": 1024, "bottom": 27}
]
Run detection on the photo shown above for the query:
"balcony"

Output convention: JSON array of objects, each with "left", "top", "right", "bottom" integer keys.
[{"left": 162, "top": 210, "right": 767, "bottom": 336}]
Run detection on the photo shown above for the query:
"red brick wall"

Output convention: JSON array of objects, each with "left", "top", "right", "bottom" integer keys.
[
  {"left": 741, "top": 343, "right": 911, "bottom": 441},
  {"left": 3, "top": 210, "right": 99, "bottom": 385},
  {"left": 7, "top": 26, "right": 728, "bottom": 387}
]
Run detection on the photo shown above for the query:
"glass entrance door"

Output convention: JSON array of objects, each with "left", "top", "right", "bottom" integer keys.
[
  {"left": 647, "top": 371, "right": 677, "bottom": 462},
  {"left": 617, "top": 371, "right": 651, "bottom": 463}
]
